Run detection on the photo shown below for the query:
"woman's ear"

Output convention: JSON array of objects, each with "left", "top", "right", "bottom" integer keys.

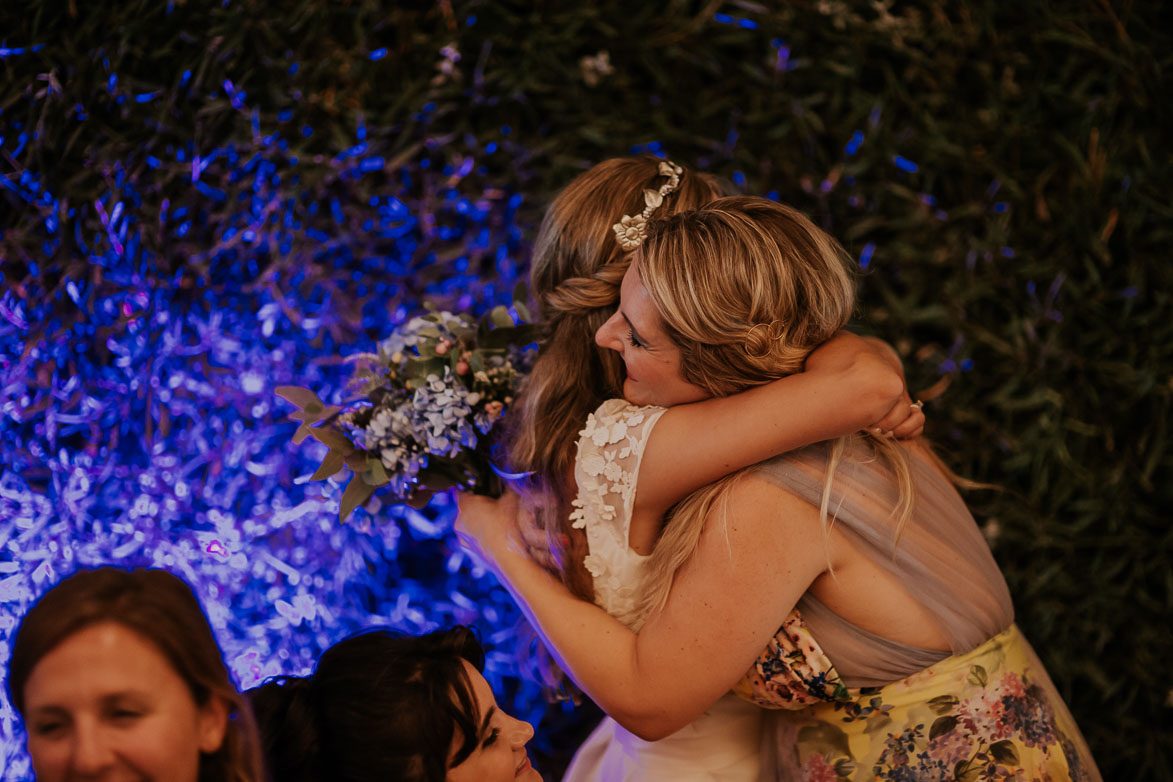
[{"left": 198, "top": 695, "right": 231, "bottom": 753}]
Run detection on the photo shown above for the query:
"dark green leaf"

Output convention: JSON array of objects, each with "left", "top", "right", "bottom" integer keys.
[
  {"left": 929, "top": 715, "right": 958, "bottom": 741},
  {"left": 989, "top": 740, "right": 1020, "bottom": 765}
]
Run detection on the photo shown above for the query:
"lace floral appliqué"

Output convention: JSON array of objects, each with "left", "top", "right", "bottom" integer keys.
[{"left": 572, "top": 399, "right": 666, "bottom": 630}]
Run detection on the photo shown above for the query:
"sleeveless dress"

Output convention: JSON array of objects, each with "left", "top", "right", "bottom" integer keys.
[
  {"left": 562, "top": 399, "right": 765, "bottom": 781},
  {"left": 564, "top": 399, "right": 1101, "bottom": 782}
]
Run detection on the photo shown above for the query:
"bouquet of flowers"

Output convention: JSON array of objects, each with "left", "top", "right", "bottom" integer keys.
[{"left": 278, "top": 304, "right": 536, "bottom": 521}]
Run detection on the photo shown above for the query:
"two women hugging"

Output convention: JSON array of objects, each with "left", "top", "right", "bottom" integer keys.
[{"left": 458, "top": 157, "right": 1100, "bottom": 781}]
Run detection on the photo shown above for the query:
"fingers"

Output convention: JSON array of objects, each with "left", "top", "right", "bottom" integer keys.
[
  {"left": 871, "top": 396, "right": 913, "bottom": 433},
  {"left": 453, "top": 489, "right": 534, "bottom": 568},
  {"left": 888, "top": 406, "right": 925, "bottom": 440},
  {"left": 868, "top": 399, "right": 925, "bottom": 441}
]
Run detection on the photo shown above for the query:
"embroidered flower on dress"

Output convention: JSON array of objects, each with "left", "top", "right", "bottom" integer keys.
[
  {"left": 569, "top": 498, "right": 587, "bottom": 529},
  {"left": 582, "top": 553, "right": 604, "bottom": 578},
  {"left": 602, "top": 459, "right": 624, "bottom": 483},
  {"left": 581, "top": 452, "right": 607, "bottom": 477}
]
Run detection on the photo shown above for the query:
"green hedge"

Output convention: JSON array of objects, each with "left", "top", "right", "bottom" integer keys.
[{"left": 3, "top": 0, "right": 1169, "bottom": 778}]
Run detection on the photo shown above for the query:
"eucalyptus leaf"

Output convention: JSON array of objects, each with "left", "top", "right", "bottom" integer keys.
[
  {"left": 275, "top": 385, "right": 326, "bottom": 410},
  {"left": 489, "top": 305, "right": 514, "bottom": 328},
  {"left": 310, "top": 450, "right": 346, "bottom": 481},
  {"left": 364, "top": 458, "right": 390, "bottom": 486},
  {"left": 309, "top": 427, "right": 358, "bottom": 453},
  {"left": 339, "top": 476, "right": 376, "bottom": 523}
]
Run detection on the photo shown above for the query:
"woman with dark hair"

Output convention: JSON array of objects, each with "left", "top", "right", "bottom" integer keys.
[
  {"left": 6, "top": 566, "right": 265, "bottom": 782},
  {"left": 249, "top": 626, "right": 540, "bottom": 782}
]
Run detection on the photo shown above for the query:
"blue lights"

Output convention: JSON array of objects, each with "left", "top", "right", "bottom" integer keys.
[
  {"left": 892, "top": 155, "right": 919, "bottom": 173},
  {"left": 0, "top": 32, "right": 536, "bottom": 776},
  {"left": 845, "top": 130, "right": 864, "bottom": 156},
  {"left": 859, "top": 242, "right": 876, "bottom": 269}
]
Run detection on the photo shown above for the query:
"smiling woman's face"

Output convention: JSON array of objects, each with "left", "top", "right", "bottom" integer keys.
[
  {"left": 446, "top": 660, "right": 541, "bottom": 782},
  {"left": 21, "top": 621, "right": 228, "bottom": 782},
  {"left": 595, "top": 260, "right": 710, "bottom": 408}
]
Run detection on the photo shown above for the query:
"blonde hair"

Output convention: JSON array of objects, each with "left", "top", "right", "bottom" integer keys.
[
  {"left": 634, "top": 196, "right": 915, "bottom": 620},
  {"left": 502, "top": 157, "right": 727, "bottom": 602}
]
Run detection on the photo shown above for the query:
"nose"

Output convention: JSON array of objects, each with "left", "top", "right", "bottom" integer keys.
[
  {"left": 595, "top": 310, "right": 624, "bottom": 352},
  {"left": 507, "top": 713, "right": 535, "bottom": 748},
  {"left": 69, "top": 722, "right": 115, "bottom": 775}
]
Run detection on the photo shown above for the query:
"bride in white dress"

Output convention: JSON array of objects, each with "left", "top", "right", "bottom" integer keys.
[{"left": 474, "top": 159, "right": 922, "bottom": 780}]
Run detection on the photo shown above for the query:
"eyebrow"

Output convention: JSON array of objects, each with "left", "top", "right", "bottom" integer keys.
[
  {"left": 620, "top": 312, "right": 649, "bottom": 346},
  {"left": 30, "top": 691, "right": 146, "bottom": 715}
]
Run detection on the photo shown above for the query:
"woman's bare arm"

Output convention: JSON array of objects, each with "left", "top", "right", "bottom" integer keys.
[
  {"left": 633, "top": 331, "right": 914, "bottom": 522},
  {"left": 457, "top": 480, "right": 828, "bottom": 740}
]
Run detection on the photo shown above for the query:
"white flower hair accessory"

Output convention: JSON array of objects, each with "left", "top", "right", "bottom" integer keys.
[{"left": 612, "top": 159, "right": 685, "bottom": 251}]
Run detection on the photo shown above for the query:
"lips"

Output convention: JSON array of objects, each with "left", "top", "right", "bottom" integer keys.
[{"left": 515, "top": 754, "right": 531, "bottom": 776}]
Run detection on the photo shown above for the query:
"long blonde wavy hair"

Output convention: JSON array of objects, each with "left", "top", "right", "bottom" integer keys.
[
  {"left": 503, "top": 157, "right": 727, "bottom": 601},
  {"left": 633, "top": 196, "right": 916, "bottom": 621}
]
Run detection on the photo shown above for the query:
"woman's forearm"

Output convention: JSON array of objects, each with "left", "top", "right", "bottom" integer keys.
[
  {"left": 636, "top": 333, "right": 904, "bottom": 516},
  {"left": 456, "top": 481, "right": 826, "bottom": 741},
  {"left": 484, "top": 540, "right": 690, "bottom": 739}
]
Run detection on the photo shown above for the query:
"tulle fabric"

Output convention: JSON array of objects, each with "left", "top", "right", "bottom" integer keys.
[
  {"left": 752, "top": 437, "right": 1013, "bottom": 687},
  {"left": 745, "top": 438, "right": 1100, "bottom": 780}
]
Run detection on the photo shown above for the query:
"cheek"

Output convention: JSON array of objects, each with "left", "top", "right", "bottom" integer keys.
[
  {"left": 128, "top": 711, "right": 206, "bottom": 781},
  {"left": 28, "top": 737, "right": 68, "bottom": 778}
]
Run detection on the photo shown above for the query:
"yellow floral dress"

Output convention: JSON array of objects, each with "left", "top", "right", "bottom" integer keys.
[
  {"left": 731, "top": 438, "right": 1101, "bottom": 781},
  {"left": 734, "top": 616, "right": 1100, "bottom": 781}
]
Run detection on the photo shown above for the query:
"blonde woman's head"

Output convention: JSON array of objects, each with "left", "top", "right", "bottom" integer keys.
[
  {"left": 635, "top": 195, "right": 856, "bottom": 396},
  {"left": 627, "top": 197, "right": 918, "bottom": 622}
]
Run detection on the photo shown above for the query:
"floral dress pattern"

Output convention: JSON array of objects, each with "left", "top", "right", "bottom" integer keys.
[
  {"left": 569, "top": 398, "right": 666, "bottom": 631},
  {"left": 736, "top": 621, "right": 1099, "bottom": 781}
]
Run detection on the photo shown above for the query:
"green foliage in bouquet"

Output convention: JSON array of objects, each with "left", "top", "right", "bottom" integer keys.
[{"left": 278, "top": 301, "right": 535, "bottom": 521}]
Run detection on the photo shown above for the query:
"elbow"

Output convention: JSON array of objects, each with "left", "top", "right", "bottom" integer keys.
[
  {"left": 610, "top": 708, "right": 690, "bottom": 742},
  {"left": 629, "top": 722, "right": 681, "bottom": 742}
]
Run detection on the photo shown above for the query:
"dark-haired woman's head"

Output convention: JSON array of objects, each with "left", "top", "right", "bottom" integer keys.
[
  {"left": 6, "top": 567, "right": 264, "bottom": 782},
  {"left": 250, "top": 626, "right": 539, "bottom": 782}
]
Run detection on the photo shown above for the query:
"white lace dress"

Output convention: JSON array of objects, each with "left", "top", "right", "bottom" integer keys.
[{"left": 561, "top": 399, "right": 764, "bottom": 782}]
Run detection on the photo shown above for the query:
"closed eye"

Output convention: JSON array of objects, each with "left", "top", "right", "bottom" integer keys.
[
  {"left": 31, "top": 721, "right": 65, "bottom": 737},
  {"left": 482, "top": 726, "right": 500, "bottom": 748},
  {"left": 621, "top": 313, "right": 648, "bottom": 349}
]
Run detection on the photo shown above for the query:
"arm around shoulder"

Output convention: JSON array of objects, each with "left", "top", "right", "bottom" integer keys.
[{"left": 635, "top": 331, "right": 905, "bottom": 519}]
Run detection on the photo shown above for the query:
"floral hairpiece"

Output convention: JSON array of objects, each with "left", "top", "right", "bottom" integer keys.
[{"left": 612, "top": 159, "right": 685, "bottom": 251}]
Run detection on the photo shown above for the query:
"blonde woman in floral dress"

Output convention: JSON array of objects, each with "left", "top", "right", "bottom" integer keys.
[{"left": 460, "top": 196, "right": 1100, "bottom": 781}]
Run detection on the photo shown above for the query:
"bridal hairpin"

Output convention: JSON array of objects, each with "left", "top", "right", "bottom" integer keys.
[{"left": 612, "top": 159, "right": 684, "bottom": 251}]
